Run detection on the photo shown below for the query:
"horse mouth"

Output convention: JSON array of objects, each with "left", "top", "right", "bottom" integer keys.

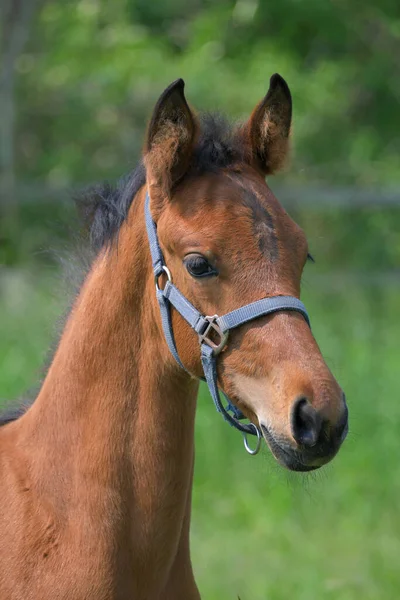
[{"left": 260, "top": 424, "right": 320, "bottom": 472}]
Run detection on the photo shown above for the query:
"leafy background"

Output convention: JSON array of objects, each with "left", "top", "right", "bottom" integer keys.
[{"left": 1, "top": 1, "right": 399, "bottom": 598}]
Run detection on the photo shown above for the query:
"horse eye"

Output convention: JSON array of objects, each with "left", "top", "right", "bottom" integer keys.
[{"left": 184, "top": 254, "right": 218, "bottom": 278}]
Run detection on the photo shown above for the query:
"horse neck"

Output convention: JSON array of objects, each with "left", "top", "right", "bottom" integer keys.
[{"left": 21, "top": 188, "right": 199, "bottom": 554}]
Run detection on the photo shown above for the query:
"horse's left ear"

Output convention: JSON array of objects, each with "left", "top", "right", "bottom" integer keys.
[
  {"left": 144, "top": 79, "right": 198, "bottom": 199},
  {"left": 241, "top": 73, "right": 292, "bottom": 175}
]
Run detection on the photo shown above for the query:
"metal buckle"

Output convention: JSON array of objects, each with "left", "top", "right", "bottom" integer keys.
[
  {"left": 198, "top": 315, "right": 229, "bottom": 355},
  {"left": 155, "top": 266, "right": 172, "bottom": 292}
]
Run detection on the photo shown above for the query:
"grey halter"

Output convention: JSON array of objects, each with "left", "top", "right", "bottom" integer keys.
[{"left": 145, "top": 192, "right": 310, "bottom": 455}]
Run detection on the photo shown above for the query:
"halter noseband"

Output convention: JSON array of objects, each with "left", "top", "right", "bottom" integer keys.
[{"left": 145, "top": 192, "right": 310, "bottom": 455}]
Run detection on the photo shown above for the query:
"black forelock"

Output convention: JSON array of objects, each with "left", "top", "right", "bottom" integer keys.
[{"left": 191, "top": 113, "right": 243, "bottom": 173}]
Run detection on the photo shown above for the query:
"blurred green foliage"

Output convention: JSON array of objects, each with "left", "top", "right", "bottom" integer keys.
[{"left": 15, "top": 0, "right": 400, "bottom": 187}]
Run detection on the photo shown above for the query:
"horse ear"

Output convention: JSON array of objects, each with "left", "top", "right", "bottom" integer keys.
[
  {"left": 242, "top": 73, "right": 292, "bottom": 175},
  {"left": 144, "top": 79, "right": 197, "bottom": 197}
]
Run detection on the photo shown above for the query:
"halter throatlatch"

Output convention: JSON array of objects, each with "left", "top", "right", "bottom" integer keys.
[{"left": 145, "top": 192, "right": 310, "bottom": 455}]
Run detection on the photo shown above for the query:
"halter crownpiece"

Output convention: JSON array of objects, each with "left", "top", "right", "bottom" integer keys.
[{"left": 145, "top": 191, "right": 310, "bottom": 455}]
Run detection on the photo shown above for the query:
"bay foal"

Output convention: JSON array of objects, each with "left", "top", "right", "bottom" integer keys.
[{"left": 0, "top": 75, "right": 348, "bottom": 599}]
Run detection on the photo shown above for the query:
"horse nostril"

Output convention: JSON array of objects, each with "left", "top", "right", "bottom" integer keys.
[{"left": 291, "top": 397, "right": 322, "bottom": 448}]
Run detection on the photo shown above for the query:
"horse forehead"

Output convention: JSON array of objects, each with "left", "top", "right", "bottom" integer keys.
[
  {"left": 235, "top": 176, "right": 307, "bottom": 246},
  {"left": 215, "top": 174, "right": 304, "bottom": 251},
  {"left": 170, "top": 172, "right": 274, "bottom": 221},
  {"left": 166, "top": 171, "right": 303, "bottom": 249}
]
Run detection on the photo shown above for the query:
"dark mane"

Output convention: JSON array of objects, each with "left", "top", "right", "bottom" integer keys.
[{"left": 0, "top": 113, "right": 242, "bottom": 428}]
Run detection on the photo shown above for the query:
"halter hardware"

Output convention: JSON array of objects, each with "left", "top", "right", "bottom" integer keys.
[
  {"left": 145, "top": 191, "right": 310, "bottom": 456},
  {"left": 197, "top": 315, "right": 229, "bottom": 355},
  {"left": 155, "top": 266, "right": 172, "bottom": 292},
  {"left": 243, "top": 424, "right": 263, "bottom": 455}
]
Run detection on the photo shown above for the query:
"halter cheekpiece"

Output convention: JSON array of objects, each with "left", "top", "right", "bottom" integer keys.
[{"left": 145, "top": 191, "right": 310, "bottom": 455}]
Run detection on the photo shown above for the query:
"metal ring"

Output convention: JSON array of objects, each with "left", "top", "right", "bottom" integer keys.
[
  {"left": 155, "top": 266, "right": 172, "bottom": 292},
  {"left": 243, "top": 424, "right": 262, "bottom": 456}
]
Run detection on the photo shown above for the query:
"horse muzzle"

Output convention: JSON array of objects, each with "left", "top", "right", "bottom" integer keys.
[{"left": 260, "top": 398, "right": 349, "bottom": 472}]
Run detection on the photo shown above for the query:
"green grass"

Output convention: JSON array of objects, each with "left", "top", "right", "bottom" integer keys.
[{"left": 1, "top": 268, "right": 399, "bottom": 599}]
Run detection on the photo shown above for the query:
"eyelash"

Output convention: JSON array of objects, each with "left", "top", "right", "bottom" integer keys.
[{"left": 307, "top": 253, "right": 315, "bottom": 263}]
